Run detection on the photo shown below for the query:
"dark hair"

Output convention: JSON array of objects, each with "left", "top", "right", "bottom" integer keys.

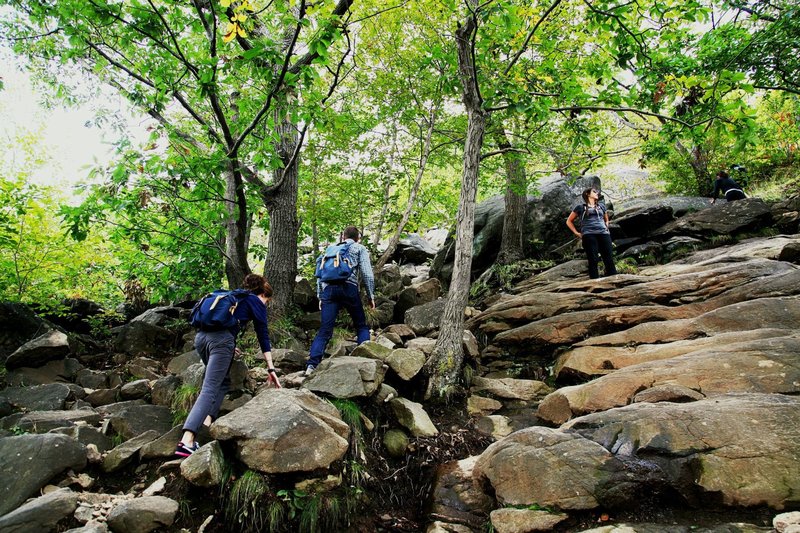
[
  {"left": 342, "top": 226, "right": 361, "bottom": 241},
  {"left": 717, "top": 170, "right": 729, "bottom": 179},
  {"left": 581, "top": 188, "right": 595, "bottom": 204},
  {"left": 243, "top": 273, "right": 273, "bottom": 298}
]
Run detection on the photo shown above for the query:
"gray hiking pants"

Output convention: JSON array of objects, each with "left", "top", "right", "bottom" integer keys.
[{"left": 183, "top": 329, "right": 235, "bottom": 434}]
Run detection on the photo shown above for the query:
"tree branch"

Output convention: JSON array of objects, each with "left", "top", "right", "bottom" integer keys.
[
  {"left": 551, "top": 105, "right": 700, "bottom": 127},
  {"left": 228, "top": 0, "right": 308, "bottom": 157},
  {"left": 503, "top": 0, "right": 563, "bottom": 76},
  {"left": 480, "top": 147, "right": 528, "bottom": 161}
]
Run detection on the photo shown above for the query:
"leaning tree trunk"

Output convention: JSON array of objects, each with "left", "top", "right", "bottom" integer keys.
[
  {"left": 495, "top": 126, "right": 527, "bottom": 265},
  {"left": 375, "top": 103, "right": 439, "bottom": 271},
  {"left": 263, "top": 105, "right": 301, "bottom": 317},
  {"left": 424, "top": 12, "right": 485, "bottom": 399},
  {"left": 373, "top": 124, "right": 397, "bottom": 249},
  {"left": 223, "top": 166, "right": 251, "bottom": 288}
]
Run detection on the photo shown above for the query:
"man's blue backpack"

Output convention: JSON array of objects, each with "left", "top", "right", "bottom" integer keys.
[
  {"left": 190, "top": 289, "right": 249, "bottom": 330},
  {"left": 315, "top": 242, "right": 354, "bottom": 283}
]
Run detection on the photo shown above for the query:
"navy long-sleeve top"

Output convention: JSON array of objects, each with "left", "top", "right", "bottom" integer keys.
[
  {"left": 711, "top": 176, "right": 743, "bottom": 199},
  {"left": 231, "top": 293, "right": 271, "bottom": 353}
]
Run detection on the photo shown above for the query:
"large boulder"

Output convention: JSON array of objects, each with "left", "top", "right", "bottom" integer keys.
[
  {"left": 386, "top": 348, "right": 426, "bottom": 381},
  {"left": 394, "top": 278, "right": 442, "bottom": 323},
  {"left": 389, "top": 397, "right": 439, "bottom": 437},
  {"left": 211, "top": 388, "right": 349, "bottom": 473},
  {"left": 772, "top": 194, "right": 800, "bottom": 234},
  {"left": 5, "top": 330, "right": 71, "bottom": 370},
  {"left": 112, "top": 321, "right": 177, "bottom": 357},
  {"left": 0, "top": 302, "right": 54, "bottom": 363},
  {"left": 0, "top": 433, "right": 87, "bottom": 516},
  {"left": 538, "top": 334, "right": 800, "bottom": 425},
  {"left": 430, "top": 456, "right": 494, "bottom": 530},
  {"left": 405, "top": 299, "right": 447, "bottom": 335},
  {"left": 572, "top": 296, "right": 800, "bottom": 350},
  {"left": 0, "top": 487, "right": 79, "bottom": 533},
  {"left": 109, "top": 404, "right": 174, "bottom": 440},
  {"left": 42, "top": 298, "right": 104, "bottom": 335},
  {"left": 303, "top": 356, "right": 387, "bottom": 398},
  {"left": 0, "top": 383, "right": 73, "bottom": 412},
  {"left": 103, "top": 430, "right": 160, "bottom": 473},
  {"left": 476, "top": 259, "right": 800, "bottom": 355},
  {"left": 392, "top": 234, "right": 439, "bottom": 264},
  {"left": 556, "top": 326, "right": 794, "bottom": 380},
  {"left": 565, "top": 393, "right": 800, "bottom": 509},
  {"left": 180, "top": 440, "right": 226, "bottom": 487},
  {"left": 473, "top": 426, "right": 637, "bottom": 510},
  {"left": 470, "top": 377, "right": 552, "bottom": 401},
  {"left": 293, "top": 278, "right": 319, "bottom": 311},
  {"left": 106, "top": 496, "right": 179, "bottom": 533},
  {"left": 651, "top": 197, "right": 773, "bottom": 239},
  {"left": 1, "top": 409, "right": 101, "bottom": 433},
  {"left": 5, "top": 358, "right": 84, "bottom": 386},
  {"left": 130, "top": 305, "right": 186, "bottom": 327}
]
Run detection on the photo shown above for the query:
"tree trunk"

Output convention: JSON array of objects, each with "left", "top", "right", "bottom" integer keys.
[
  {"left": 675, "top": 140, "right": 710, "bottom": 195},
  {"left": 375, "top": 103, "right": 439, "bottom": 271},
  {"left": 263, "top": 106, "right": 300, "bottom": 317},
  {"left": 223, "top": 166, "right": 251, "bottom": 288},
  {"left": 495, "top": 125, "right": 527, "bottom": 264},
  {"left": 425, "top": 12, "right": 485, "bottom": 399},
  {"left": 373, "top": 124, "right": 397, "bottom": 249}
]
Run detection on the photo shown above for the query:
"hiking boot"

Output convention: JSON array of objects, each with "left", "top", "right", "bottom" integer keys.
[
  {"left": 304, "top": 366, "right": 315, "bottom": 377},
  {"left": 175, "top": 441, "right": 200, "bottom": 457}
]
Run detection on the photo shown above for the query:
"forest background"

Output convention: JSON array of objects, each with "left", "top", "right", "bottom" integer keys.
[{"left": 0, "top": 0, "right": 797, "bottom": 325}]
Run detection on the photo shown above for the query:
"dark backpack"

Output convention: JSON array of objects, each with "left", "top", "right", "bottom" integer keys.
[
  {"left": 315, "top": 241, "right": 354, "bottom": 283},
  {"left": 189, "top": 289, "right": 250, "bottom": 330}
]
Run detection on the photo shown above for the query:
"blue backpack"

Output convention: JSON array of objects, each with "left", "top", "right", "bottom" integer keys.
[
  {"left": 190, "top": 289, "right": 249, "bottom": 330},
  {"left": 315, "top": 242, "right": 354, "bottom": 283}
]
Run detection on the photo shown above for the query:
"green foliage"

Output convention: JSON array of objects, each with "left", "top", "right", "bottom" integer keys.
[
  {"left": 225, "top": 471, "right": 272, "bottom": 533},
  {"left": 470, "top": 259, "right": 554, "bottom": 303},
  {"left": 614, "top": 257, "right": 639, "bottom": 275},
  {"left": 330, "top": 398, "right": 368, "bottom": 489},
  {"left": 708, "top": 234, "right": 736, "bottom": 247},
  {"left": 276, "top": 489, "right": 308, "bottom": 522},
  {"left": 267, "top": 313, "right": 300, "bottom": 351},
  {"left": 111, "top": 433, "right": 124, "bottom": 448},
  {"left": 170, "top": 384, "right": 200, "bottom": 425},
  {"left": 1, "top": 0, "right": 798, "bottom": 316},
  {"left": 330, "top": 399, "right": 363, "bottom": 434}
]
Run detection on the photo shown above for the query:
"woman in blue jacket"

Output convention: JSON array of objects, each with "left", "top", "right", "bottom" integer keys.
[{"left": 176, "top": 273, "right": 281, "bottom": 457}]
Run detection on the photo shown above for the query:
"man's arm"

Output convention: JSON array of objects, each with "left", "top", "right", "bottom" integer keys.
[{"left": 358, "top": 245, "right": 376, "bottom": 308}]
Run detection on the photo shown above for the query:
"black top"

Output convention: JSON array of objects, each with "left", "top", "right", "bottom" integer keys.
[{"left": 711, "top": 176, "right": 743, "bottom": 199}]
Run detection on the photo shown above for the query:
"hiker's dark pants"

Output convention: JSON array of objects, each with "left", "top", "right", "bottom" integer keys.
[
  {"left": 582, "top": 233, "right": 617, "bottom": 279},
  {"left": 308, "top": 282, "right": 369, "bottom": 368},
  {"left": 725, "top": 189, "right": 746, "bottom": 201},
  {"left": 183, "top": 330, "right": 235, "bottom": 434}
]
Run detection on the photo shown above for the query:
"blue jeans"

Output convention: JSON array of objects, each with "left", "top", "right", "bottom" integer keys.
[
  {"left": 308, "top": 283, "right": 369, "bottom": 368},
  {"left": 183, "top": 330, "right": 235, "bottom": 434},
  {"left": 582, "top": 233, "right": 617, "bottom": 279}
]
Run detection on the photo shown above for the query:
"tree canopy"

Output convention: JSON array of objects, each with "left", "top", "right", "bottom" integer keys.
[{"left": 0, "top": 0, "right": 796, "bottom": 317}]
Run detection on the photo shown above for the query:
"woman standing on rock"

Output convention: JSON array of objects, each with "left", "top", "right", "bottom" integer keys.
[
  {"left": 176, "top": 273, "right": 281, "bottom": 457},
  {"left": 566, "top": 188, "right": 618, "bottom": 279}
]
